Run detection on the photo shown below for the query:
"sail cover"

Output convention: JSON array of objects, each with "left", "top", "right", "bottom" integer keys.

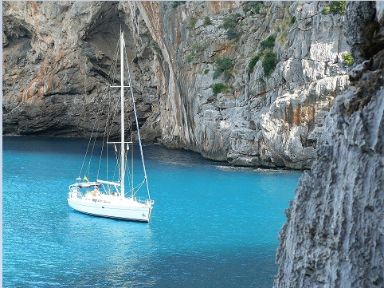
[{"left": 74, "top": 182, "right": 100, "bottom": 188}]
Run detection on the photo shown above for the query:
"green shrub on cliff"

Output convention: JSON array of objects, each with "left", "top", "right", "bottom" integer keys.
[
  {"left": 330, "top": 0, "right": 346, "bottom": 14},
  {"left": 221, "top": 13, "right": 242, "bottom": 40},
  {"left": 221, "top": 13, "right": 241, "bottom": 29},
  {"left": 248, "top": 34, "right": 278, "bottom": 76},
  {"left": 262, "top": 51, "right": 277, "bottom": 76},
  {"left": 342, "top": 52, "right": 354, "bottom": 66},
  {"left": 204, "top": 16, "right": 212, "bottom": 26},
  {"left": 322, "top": 0, "right": 346, "bottom": 15},
  {"left": 260, "top": 34, "right": 276, "bottom": 50},
  {"left": 322, "top": 6, "right": 331, "bottom": 15},
  {"left": 213, "top": 57, "right": 233, "bottom": 79},
  {"left": 227, "top": 28, "right": 240, "bottom": 40},
  {"left": 243, "top": 2, "right": 262, "bottom": 15},
  {"left": 188, "top": 17, "right": 197, "bottom": 30},
  {"left": 212, "top": 83, "right": 230, "bottom": 95},
  {"left": 186, "top": 52, "right": 195, "bottom": 63},
  {"left": 248, "top": 54, "right": 261, "bottom": 73}
]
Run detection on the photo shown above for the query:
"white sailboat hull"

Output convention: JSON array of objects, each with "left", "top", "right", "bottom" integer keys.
[{"left": 68, "top": 195, "right": 153, "bottom": 222}]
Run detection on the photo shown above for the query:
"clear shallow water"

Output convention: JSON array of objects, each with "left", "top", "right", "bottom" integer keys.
[{"left": 3, "top": 136, "right": 301, "bottom": 288}]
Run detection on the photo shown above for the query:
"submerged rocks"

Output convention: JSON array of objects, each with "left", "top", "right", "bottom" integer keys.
[
  {"left": 3, "top": 1, "right": 351, "bottom": 168},
  {"left": 275, "top": 2, "right": 384, "bottom": 287}
]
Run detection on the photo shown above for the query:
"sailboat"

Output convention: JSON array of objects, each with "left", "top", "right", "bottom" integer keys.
[{"left": 67, "top": 30, "right": 154, "bottom": 222}]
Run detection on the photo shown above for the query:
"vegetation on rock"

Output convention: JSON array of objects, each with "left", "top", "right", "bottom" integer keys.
[
  {"left": 211, "top": 83, "right": 230, "bottom": 95},
  {"left": 213, "top": 57, "right": 234, "bottom": 80},
  {"left": 342, "top": 52, "right": 354, "bottom": 66},
  {"left": 188, "top": 17, "right": 197, "bottom": 30},
  {"left": 227, "top": 28, "right": 240, "bottom": 40},
  {"left": 248, "top": 54, "right": 261, "bottom": 73},
  {"left": 249, "top": 34, "right": 278, "bottom": 76},
  {"left": 221, "top": 13, "right": 242, "bottom": 40},
  {"left": 260, "top": 34, "right": 276, "bottom": 50},
  {"left": 243, "top": 2, "right": 262, "bottom": 15},
  {"left": 204, "top": 16, "right": 212, "bottom": 26},
  {"left": 221, "top": 13, "right": 241, "bottom": 29},
  {"left": 186, "top": 52, "right": 195, "bottom": 63},
  {"left": 322, "top": 0, "right": 346, "bottom": 15},
  {"left": 262, "top": 51, "right": 277, "bottom": 76},
  {"left": 322, "top": 6, "right": 331, "bottom": 15},
  {"left": 330, "top": 0, "right": 346, "bottom": 14},
  {"left": 186, "top": 42, "right": 208, "bottom": 63},
  {"left": 192, "top": 42, "right": 208, "bottom": 54}
]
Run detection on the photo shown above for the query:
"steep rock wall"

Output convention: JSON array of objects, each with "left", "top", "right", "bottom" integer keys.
[
  {"left": 275, "top": 2, "right": 384, "bottom": 287},
  {"left": 3, "top": 2, "right": 161, "bottom": 139},
  {"left": 3, "top": 1, "right": 351, "bottom": 168},
  {"left": 135, "top": 1, "right": 350, "bottom": 169}
]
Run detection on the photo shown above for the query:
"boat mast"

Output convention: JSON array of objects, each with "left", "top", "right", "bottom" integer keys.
[
  {"left": 126, "top": 51, "right": 151, "bottom": 201},
  {"left": 120, "top": 30, "right": 125, "bottom": 198}
]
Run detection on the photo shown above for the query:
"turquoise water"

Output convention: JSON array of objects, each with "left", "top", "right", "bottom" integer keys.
[{"left": 3, "top": 137, "right": 300, "bottom": 288}]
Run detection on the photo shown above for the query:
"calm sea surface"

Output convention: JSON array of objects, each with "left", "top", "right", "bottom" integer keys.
[{"left": 3, "top": 136, "right": 301, "bottom": 288}]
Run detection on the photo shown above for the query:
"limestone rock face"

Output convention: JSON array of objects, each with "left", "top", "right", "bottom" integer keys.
[
  {"left": 3, "top": 1, "right": 350, "bottom": 168},
  {"left": 275, "top": 2, "right": 384, "bottom": 287},
  {"left": 3, "top": 2, "right": 161, "bottom": 140}
]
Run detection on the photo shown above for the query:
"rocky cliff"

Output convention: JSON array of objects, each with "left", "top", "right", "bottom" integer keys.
[
  {"left": 3, "top": 1, "right": 351, "bottom": 169},
  {"left": 275, "top": 2, "right": 384, "bottom": 287}
]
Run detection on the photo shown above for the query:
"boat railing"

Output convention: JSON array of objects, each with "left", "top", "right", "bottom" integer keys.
[{"left": 69, "top": 185, "right": 80, "bottom": 192}]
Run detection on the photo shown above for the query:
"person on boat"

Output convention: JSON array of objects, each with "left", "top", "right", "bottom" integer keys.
[{"left": 91, "top": 186, "right": 100, "bottom": 196}]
